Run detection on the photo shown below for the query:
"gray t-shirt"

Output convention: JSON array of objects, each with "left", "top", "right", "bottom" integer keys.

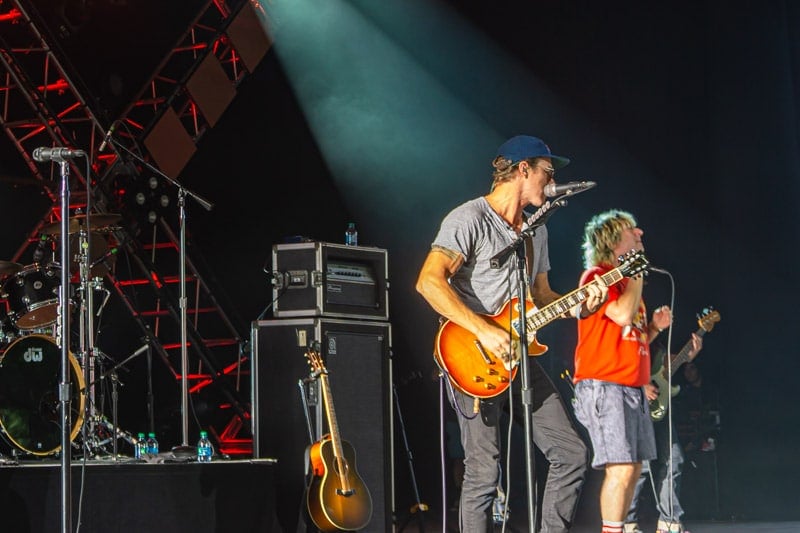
[{"left": 431, "top": 196, "right": 551, "bottom": 315}]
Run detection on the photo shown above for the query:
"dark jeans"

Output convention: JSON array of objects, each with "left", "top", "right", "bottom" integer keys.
[{"left": 449, "top": 360, "right": 588, "bottom": 532}]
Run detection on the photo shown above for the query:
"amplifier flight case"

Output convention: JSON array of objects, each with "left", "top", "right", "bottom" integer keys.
[{"left": 271, "top": 241, "right": 388, "bottom": 321}]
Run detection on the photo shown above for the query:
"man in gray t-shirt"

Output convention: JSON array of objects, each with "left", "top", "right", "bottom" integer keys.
[
  {"left": 432, "top": 195, "right": 550, "bottom": 315},
  {"left": 417, "top": 135, "right": 607, "bottom": 533}
]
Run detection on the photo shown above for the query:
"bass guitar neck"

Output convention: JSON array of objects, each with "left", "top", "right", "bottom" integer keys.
[{"left": 649, "top": 307, "right": 720, "bottom": 421}]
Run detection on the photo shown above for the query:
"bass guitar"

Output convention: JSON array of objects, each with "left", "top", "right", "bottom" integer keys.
[
  {"left": 649, "top": 307, "right": 721, "bottom": 421},
  {"left": 305, "top": 348, "right": 373, "bottom": 532},
  {"left": 435, "top": 250, "right": 650, "bottom": 399}
]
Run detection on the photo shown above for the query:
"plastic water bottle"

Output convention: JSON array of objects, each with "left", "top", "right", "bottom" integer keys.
[
  {"left": 135, "top": 432, "right": 147, "bottom": 459},
  {"left": 345, "top": 222, "right": 358, "bottom": 246},
  {"left": 197, "top": 431, "right": 213, "bottom": 463},
  {"left": 146, "top": 432, "right": 159, "bottom": 456}
]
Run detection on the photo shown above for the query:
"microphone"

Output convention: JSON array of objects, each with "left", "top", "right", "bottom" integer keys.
[
  {"left": 129, "top": 343, "right": 150, "bottom": 358},
  {"left": 32, "top": 147, "right": 86, "bottom": 162},
  {"left": 98, "top": 123, "right": 117, "bottom": 152},
  {"left": 544, "top": 180, "right": 596, "bottom": 198},
  {"left": 90, "top": 246, "right": 120, "bottom": 269}
]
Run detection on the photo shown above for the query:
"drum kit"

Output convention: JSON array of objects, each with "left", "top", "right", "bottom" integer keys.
[{"left": 0, "top": 213, "right": 131, "bottom": 458}]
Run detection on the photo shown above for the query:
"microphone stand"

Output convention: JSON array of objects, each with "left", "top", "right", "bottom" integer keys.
[
  {"left": 106, "top": 136, "right": 214, "bottom": 451},
  {"left": 489, "top": 197, "right": 569, "bottom": 533},
  {"left": 510, "top": 237, "right": 538, "bottom": 532},
  {"left": 56, "top": 158, "right": 73, "bottom": 533}
]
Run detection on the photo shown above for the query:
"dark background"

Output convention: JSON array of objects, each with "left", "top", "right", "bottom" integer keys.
[{"left": 1, "top": 0, "right": 798, "bottom": 524}]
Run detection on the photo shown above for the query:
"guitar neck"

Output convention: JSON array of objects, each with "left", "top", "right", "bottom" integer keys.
[
  {"left": 525, "top": 267, "right": 624, "bottom": 331},
  {"left": 319, "top": 374, "right": 346, "bottom": 462},
  {"left": 318, "top": 372, "right": 353, "bottom": 492},
  {"left": 667, "top": 327, "right": 707, "bottom": 377}
]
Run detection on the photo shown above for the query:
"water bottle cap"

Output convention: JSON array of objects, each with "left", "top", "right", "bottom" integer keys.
[
  {"left": 148, "top": 432, "right": 155, "bottom": 437},
  {"left": 138, "top": 432, "right": 145, "bottom": 438},
  {"left": 200, "top": 431, "right": 207, "bottom": 437}
]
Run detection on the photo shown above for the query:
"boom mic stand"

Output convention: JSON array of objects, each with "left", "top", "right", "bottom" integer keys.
[{"left": 105, "top": 135, "right": 214, "bottom": 451}]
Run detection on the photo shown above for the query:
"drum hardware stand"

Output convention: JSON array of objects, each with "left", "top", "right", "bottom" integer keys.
[
  {"left": 80, "top": 342, "right": 150, "bottom": 458},
  {"left": 74, "top": 226, "right": 119, "bottom": 458},
  {"left": 103, "top": 133, "right": 214, "bottom": 452}
]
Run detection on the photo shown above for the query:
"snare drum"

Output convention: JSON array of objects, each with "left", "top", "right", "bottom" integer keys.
[
  {"left": 1, "top": 264, "right": 61, "bottom": 330},
  {"left": 0, "top": 334, "right": 84, "bottom": 455}
]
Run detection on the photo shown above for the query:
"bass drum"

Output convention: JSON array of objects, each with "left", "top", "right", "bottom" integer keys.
[{"left": 0, "top": 335, "right": 84, "bottom": 456}]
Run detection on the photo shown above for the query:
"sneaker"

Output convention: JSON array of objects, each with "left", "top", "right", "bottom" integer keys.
[
  {"left": 623, "top": 523, "right": 643, "bottom": 533},
  {"left": 656, "top": 519, "right": 686, "bottom": 533}
]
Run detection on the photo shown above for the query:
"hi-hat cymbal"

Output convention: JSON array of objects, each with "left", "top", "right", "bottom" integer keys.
[
  {"left": 0, "top": 260, "right": 23, "bottom": 277},
  {"left": 40, "top": 214, "right": 122, "bottom": 235}
]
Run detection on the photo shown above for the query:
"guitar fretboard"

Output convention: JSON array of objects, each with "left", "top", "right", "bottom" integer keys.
[
  {"left": 318, "top": 370, "right": 353, "bottom": 493},
  {"left": 666, "top": 328, "right": 707, "bottom": 377},
  {"left": 524, "top": 268, "right": 624, "bottom": 331}
]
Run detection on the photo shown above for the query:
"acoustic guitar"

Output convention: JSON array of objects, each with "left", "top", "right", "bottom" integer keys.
[
  {"left": 305, "top": 348, "right": 372, "bottom": 532},
  {"left": 649, "top": 307, "right": 720, "bottom": 421},
  {"left": 435, "top": 250, "right": 650, "bottom": 399}
]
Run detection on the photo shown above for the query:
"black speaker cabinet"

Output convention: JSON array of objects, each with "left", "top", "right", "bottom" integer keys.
[{"left": 251, "top": 318, "right": 393, "bottom": 533}]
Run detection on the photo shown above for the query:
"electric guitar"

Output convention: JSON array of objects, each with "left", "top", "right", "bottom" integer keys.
[
  {"left": 435, "top": 250, "right": 650, "bottom": 399},
  {"left": 305, "top": 348, "right": 373, "bottom": 532},
  {"left": 649, "top": 307, "right": 721, "bottom": 421}
]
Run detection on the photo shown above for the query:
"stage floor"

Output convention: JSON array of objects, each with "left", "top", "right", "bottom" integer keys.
[{"left": 403, "top": 517, "right": 800, "bottom": 533}]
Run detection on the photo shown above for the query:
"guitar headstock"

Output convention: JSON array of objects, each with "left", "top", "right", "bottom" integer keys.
[
  {"left": 697, "top": 307, "right": 721, "bottom": 332},
  {"left": 305, "top": 347, "right": 328, "bottom": 376},
  {"left": 617, "top": 249, "right": 650, "bottom": 278}
]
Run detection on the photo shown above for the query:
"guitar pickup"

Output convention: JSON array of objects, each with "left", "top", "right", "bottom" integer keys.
[{"left": 473, "top": 340, "right": 493, "bottom": 364}]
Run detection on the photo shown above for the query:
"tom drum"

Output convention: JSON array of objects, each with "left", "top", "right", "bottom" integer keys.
[{"left": 1, "top": 264, "right": 62, "bottom": 330}]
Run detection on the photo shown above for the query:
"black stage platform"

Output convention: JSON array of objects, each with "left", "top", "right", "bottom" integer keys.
[
  {"left": 2, "top": 457, "right": 797, "bottom": 533},
  {"left": 0, "top": 458, "right": 280, "bottom": 533}
]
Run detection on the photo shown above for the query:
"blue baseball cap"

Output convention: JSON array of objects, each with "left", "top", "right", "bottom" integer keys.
[{"left": 495, "top": 135, "right": 570, "bottom": 169}]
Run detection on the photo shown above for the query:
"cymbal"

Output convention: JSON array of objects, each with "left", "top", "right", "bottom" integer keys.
[
  {"left": 0, "top": 260, "right": 23, "bottom": 277},
  {"left": 40, "top": 214, "right": 122, "bottom": 235}
]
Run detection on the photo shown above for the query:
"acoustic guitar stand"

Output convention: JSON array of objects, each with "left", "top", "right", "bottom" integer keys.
[{"left": 393, "top": 383, "right": 428, "bottom": 533}]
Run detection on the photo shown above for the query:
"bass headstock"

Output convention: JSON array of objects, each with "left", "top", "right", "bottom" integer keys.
[{"left": 697, "top": 307, "right": 721, "bottom": 332}]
